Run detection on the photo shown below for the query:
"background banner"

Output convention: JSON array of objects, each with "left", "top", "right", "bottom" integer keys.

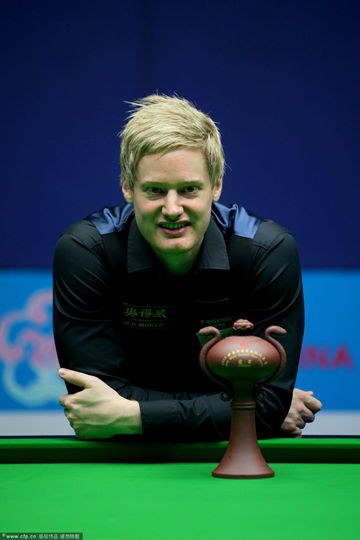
[{"left": 0, "top": 270, "right": 358, "bottom": 415}]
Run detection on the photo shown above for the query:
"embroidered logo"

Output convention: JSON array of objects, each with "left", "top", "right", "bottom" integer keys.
[{"left": 121, "top": 303, "right": 171, "bottom": 330}]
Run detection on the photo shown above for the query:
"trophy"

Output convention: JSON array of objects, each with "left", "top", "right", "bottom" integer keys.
[{"left": 199, "top": 319, "right": 287, "bottom": 479}]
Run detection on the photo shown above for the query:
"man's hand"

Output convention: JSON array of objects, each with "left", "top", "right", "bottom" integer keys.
[
  {"left": 280, "top": 388, "right": 322, "bottom": 437},
  {"left": 58, "top": 368, "right": 142, "bottom": 440}
]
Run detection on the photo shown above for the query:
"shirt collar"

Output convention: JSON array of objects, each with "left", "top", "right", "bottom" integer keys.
[
  {"left": 127, "top": 216, "right": 230, "bottom": 274},
  {"left": 127, "top": 218, "right": 155, "bottom": 273},
  {"left": 195, "top": 219, "right": 230, "bottom": 271}
]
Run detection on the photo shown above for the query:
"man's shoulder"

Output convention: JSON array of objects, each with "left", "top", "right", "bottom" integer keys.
[
  {"left": 85, "top": 204, "right": 134, "bottom": 235},
  {"left": 61, "top": 204, "right": 132, "bottom": 240},
  {"left": 253, "top": 219, "right": 293, "bottom": 251},
  {"left": 211, "top": 202, "right": 291, "bottom": 248},
  {"left": 212, "top": 203, "right": 300, "bottom": 285}
]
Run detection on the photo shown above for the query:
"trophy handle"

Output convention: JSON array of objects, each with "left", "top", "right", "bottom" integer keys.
[
  {"left": 198, "top": 326, "right": 232, "bottom": 401},
  {"left": 261, "top": 325, "right": 287, "bottom": 385}
]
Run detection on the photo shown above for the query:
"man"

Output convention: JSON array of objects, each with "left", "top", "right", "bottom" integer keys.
[{"left": 54, "top": 94, "right": 321, "bottom": 440}]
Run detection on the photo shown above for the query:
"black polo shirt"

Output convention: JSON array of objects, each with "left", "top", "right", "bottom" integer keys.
[{"left": 53, "top": 203, "right": 304, "bottom": 440}]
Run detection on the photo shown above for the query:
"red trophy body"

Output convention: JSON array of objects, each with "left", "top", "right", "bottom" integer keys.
[{"left": 199, "top": 319, "right": 287, "bottom": 479}]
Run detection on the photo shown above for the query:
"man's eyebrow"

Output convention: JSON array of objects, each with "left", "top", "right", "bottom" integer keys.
[{"left": 140, "top": 179, "right": 203, "bottom": 186}]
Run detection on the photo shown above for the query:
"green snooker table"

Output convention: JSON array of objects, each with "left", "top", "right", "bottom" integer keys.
[{"left": 0, "top": 436, "right": 359, "bottom": 540}]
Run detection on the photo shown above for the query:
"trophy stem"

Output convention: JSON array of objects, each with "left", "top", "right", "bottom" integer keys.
[{"left": 212, "top": 400, "right": 274, "bottom": 479}]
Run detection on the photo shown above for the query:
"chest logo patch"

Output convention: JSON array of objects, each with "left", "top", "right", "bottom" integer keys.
[{"left": 121, "top": 303, "right": 171, "bottom": 330}]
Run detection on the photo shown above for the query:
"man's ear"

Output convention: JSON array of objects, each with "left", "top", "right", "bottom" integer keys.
[
  {"left": 212, "top": 177, "right": 223, "bottom": 202},
  {"left": 122, "top": 179, "right": 134, "bottom": 203}
]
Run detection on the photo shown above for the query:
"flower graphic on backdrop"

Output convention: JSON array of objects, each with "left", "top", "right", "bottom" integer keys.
[{"left": 0, "top": 289, "right": 63, "bottom": 407}]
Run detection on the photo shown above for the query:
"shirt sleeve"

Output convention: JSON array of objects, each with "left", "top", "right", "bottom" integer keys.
[{"left": 244, "top": 228, "right": 305, "bottom": 436}]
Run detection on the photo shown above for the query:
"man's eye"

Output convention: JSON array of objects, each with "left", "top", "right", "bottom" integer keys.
[
  {"left": 146, "top": 187, "right": 163, "bottom": 196},
  {"left": 182, "top": 186, "right": 199, "bottom": 195}
]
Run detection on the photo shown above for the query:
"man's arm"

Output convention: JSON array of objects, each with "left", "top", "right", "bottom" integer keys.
[
  {"left": 239, "top": 226, "right": 320, "bottom": 437},
  {"left": 58, "top": 366, "right": 322, "bottom": 440}
]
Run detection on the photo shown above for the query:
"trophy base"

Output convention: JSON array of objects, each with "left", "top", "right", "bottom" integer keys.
[
  {"left": 212, "top": 457, "right": 275, "bottom": 479},
  {"left": 212, "top": 469, "right": 274, "bottom": 479},
  {"left": 211, "top": 414, "right": 276, "bottom": 479}
]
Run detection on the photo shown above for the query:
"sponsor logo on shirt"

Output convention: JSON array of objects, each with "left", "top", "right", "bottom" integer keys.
[{"left": 121, "top": 303, "right": 171, "bottom": 330}]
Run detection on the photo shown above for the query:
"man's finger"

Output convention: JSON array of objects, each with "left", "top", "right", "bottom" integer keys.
[
  {"left": 58, "top": 368, "right": 96, "bottom": 389},
  {"left": 281, "top": 424, "right": 302, "bottom": 437},
  {"left": 300, "top": 408, "right": 315, "bottom": 423},
  {"left": 304, "top": 396, "right": 322, "bottom": 413},
  {"left": 58, "top": 393, "right": 69, "bottom": 408},
  {"left": 293, "top": 388, "right": 322, "bottom": 413}
]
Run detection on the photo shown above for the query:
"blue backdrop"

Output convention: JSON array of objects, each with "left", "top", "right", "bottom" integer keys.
[
  {"left": 1, "top": 0, "right": 359, "bottom": 267},
  {"left": 1, "top": 1, "right": 359, "bottom": 418}
]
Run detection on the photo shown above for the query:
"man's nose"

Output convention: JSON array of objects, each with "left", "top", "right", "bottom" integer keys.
[{"left": 162, "top": 191, "right": 183, "bottom": 219}]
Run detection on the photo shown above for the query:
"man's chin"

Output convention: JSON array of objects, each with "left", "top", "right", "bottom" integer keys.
[
  {"left": 153, "top": 238, "right": 196, "bottom": 257},
  {"left": 157, "top": 243, "right": 192, "bottom": 255}
]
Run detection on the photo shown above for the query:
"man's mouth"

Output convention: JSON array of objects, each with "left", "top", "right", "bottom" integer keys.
[
  {"left": 158, "top": 222, "right": 189, "bottom": 230},
  {"left": 158, "top": 222, "right": 190, "bottom": 235}
]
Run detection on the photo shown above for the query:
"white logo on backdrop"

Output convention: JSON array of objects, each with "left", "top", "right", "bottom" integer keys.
[{"left": 0, "top": 289, "right": 63, "bottom": 406}]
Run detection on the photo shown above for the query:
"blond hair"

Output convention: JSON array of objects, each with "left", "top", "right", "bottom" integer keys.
[{"left": 120, "top": 94, "right": 225, "bottom": 189}]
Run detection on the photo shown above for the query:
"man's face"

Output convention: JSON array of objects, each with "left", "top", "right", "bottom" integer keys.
[{"left": 122, "top": 148, "right": 222, "bottom": 270}]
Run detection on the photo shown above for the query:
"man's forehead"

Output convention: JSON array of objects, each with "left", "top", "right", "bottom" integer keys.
[{"left": 136, "top": 148, "right": 209, "bottom": 179}]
